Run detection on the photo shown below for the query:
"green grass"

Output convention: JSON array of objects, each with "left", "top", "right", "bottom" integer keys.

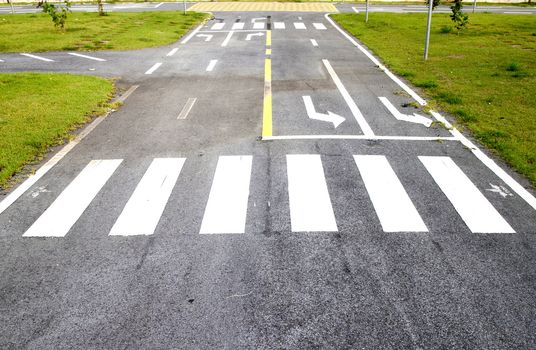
[
  {"left": 0, "top": 73, "right": 114, "bottom": 188},
  {"left": 0, "top": 11, "right": 209, "bottom": 52},
  {"left": 332, "top": 13, "right": 536, "bottom": 185}
]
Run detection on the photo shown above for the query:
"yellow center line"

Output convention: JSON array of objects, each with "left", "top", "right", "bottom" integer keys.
[
  {"left": 266, "top": 30, "right": 272, "bottom": 47},
  {"left": 262, "top": 57, "right": 272, "bottom": 138}
]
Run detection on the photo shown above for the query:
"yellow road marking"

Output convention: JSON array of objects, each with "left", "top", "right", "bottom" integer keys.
[
  {"left": 266, "top": 30, "right": 272, "bottom": 47},
  {"left": 266, "top": 49, "right": 272, "bottom": 55},
  {"left": 262, "top": 58, "right": 272, "bottom": 138},
  {"left": 188, "top": 2, "right": 338, "bottom": 12}
]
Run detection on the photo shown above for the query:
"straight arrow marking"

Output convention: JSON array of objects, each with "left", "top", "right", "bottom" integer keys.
[
  {"left": 379, "top": 97, "right": 432, "bottom": 127},
  {"left": 303, "top": 96, "right": 345, "bottom": 128}
]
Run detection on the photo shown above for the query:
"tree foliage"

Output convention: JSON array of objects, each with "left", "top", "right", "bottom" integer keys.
[
  {"left": 96, "top": 0, "right": 106, "bottom": 16},
  {"left": 450, "top": 0, "right": 469, "bottom": 31},
  {"left": 37, "top": 1, "right": 71, "bottom": 29}
]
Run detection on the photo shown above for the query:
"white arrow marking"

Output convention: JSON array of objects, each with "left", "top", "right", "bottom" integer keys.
[
  {"left": 246, "top": 32, "right": 264, "bottom": 41},
  {"left": 379, "top": 97, "right": 432, "bottom": 127},
  {"left": 303, "top": 96, "right": 345, "bottom": 128},
  {"left": 196, "top": 34, "right": 213, "bottom": 42},
  {"left": 251, "top": 17, "right": 266, "bottom": 23},
  {"left": 486, "top": 183, "right": 513, "bottom": 198}
]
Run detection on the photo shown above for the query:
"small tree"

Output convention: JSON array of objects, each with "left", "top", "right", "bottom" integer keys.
[
  {"left": 427, "top": 0, "right": 441, "bottom": 10},
  {"left": 37, "top": 0, "right": 71, "bottom": 29},
  {"left": 450, "top": 0, "right": 469, "bottom": 31},
  {"left": 7, "top": 0, "right": 14, "bottom": 14}
]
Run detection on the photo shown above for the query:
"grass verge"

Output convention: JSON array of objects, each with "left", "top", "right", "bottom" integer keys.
[
  {"left": 0, "top": 11, "right": 209, "bottom": 52},
  {"left": 332, "top": 13, "right": 536, "bottom": 186},
  {"left": 0, "top": 73, "right": 114, "bottom": 188}
]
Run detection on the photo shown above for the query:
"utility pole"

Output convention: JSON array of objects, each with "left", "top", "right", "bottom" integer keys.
[
  {"left": 183, "top": 0, "right": 186, "bottom": 15},
  {"left": 7, "top": 0, "right": 15, "bottom": 14},
  {"left": 472, "top": 0, "right": 477, "bottom": 13},
  {"left": 365, "top": 0, "right": 369, "bottom": 23},
  {"left": 424, "top": 0, "right": 433, "bottom": 60}
]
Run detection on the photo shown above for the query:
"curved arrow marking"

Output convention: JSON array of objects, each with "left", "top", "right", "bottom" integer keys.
[
  {"left": 379, "top": 97, "right": 432, "bottom": 127},
  {"left": 303, "top": 96, "right": 345, "bottom": 128},
  {"left": 197, "top": 34, "right": 213, "bottom": 42}
]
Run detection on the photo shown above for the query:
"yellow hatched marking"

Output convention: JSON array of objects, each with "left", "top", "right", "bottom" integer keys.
[
  {"left": 262, "top": 58, "right": 272, "bottom": 138},
  {"left": 188, "top": 2, "right": 338, "bottom": 13}
]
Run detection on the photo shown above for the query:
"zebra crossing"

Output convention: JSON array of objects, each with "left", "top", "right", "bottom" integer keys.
[
  {"left": 207, "top": 21, "right": 329, "bottom": 31},
  {"left": 17, "top": 154, "right": 519, "bottom": 238}
]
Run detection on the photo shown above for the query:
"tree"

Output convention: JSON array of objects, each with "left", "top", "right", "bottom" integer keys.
[
  {"left": 37, "top": 0, "right": 71, "bottom": 29},
  {"left": 427, "top": 0, "right": 441, "bottom": 10},
  {"left": 450, "top": 0, "right": 469, "bottom": 31},
  {"left": 96, "top": 0, "right": 106, "bottom": 16}
]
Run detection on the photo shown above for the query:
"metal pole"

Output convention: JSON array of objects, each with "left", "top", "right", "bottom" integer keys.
[
  {"left": 183, "top": 0, "right": 186, "bottom": 15},
  {"left": 472, "top": 0, "right": 477, "bottom": 13},
  {"left": 424, "top": 0, "right": 433, "bottom": 60},
  {"left": 365, "top": 0, "right": 369, "bottom": 23}
]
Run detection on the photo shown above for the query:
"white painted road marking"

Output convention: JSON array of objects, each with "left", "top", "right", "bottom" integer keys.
[
  {"left": 154, "top": 2, "right": 164, "bottom": 8},
  {"left": 352, "top": 6, "right": 360, "bottom": 13},
  {"left": 379, "top": 96, "right": 432, "bottom": 127},
  {"left": 116, "top": 85, "right": 139, "bottom": 103},
  {"left": 211, "top": 22, "right": 225, "bottom": 30},
  {"left": 354, "top": 155, "right": 427, "bottom": 232},
  {"left": 419, "top": 156, "right": 515, "bottom": 233},
  {"left": 310, "top": 39, "right": 318, "bottom": 47},
  {"left": 0, "top": 58, "right": 4, "bottom": 62},
  {"left": 68, "top": 52, "right": 106, "bottom": 62},
  {"left": 197, "top": 34, "right": 213, "bottom": 42},
  {"left": 253, "top": 22, "right": 265, "bottom": 29},
  {"left": 23, "top": 159, "right": 122, "bottom": 237},
  {"left": 246, "top": 32, "right": 264, "bottom": 41},
  {"left": 303, "top": 96, "right": 345, "bottom": 128},
  {"left": 322, "top": 59, "right": 374, "bottom": 136},
  {"left": 232, "top": 22, "right": 245, "bottom": 30},
  {"left": 287, "top": 155, "right": 338, "bottom": 232},
  {"left": 181, "top": 24, "right": 203, "bottom": 44},
  {"left": 294, "top": 22, "right": 306, "bottom": 30},
  {"left": 313, "top": 23, "right": 327, "bottom": 30},
  {"left": 110, "top": 158, "right": 184, "bottom": 236},
  {"left": 206, "top": 59, "right": 218, "bottom": 72},
  {"left": 221, "top": 31, "right": 234, "bottom": 47},
  {"left": 200, "top": 156, "right": 253, "bottom": 234},
  {"left": 166, "top": 47, "right": 179, "bottom": 57},
  {"left": 144, "top": 62, "right": 162, "bottom": 75},
  {"left": 20, "top": 53, "right": 54, "bottom": 62},
  {"left": 274, "top": 22, "right": 285, "bottom": 29},
  {"left": 177, "top": 98, "right": 197, "bottom": 120}
]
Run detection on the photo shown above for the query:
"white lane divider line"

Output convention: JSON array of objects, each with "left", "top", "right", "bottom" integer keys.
[
  {"left": 0, "top": 58, "right": 4, "bottom": 62},
  {"left": 20, "top": 53, "right": 54, "bottom": 62},
  {"left": 313, "top": 23, "right": 327, "bottom": 30},
  {"left": 144, "top": 62, "right": 162, "bottom": 75},
  {"left": 166, "top": 47, "right": 179, "bottom": 57},
  {"left": 211, "top": 22, "right": 225, "bottom": 30},
  {"left": 287, "top": 154, "right": 338, "bottom": 232},
  {"left": 200, "top": 156, "right": 253, "bottom": 234},
  {"left": 232, "top": 22, "right": 245, "bottom": 30},
  {"left": 322, "top": 59, "right": 374, "bottom": 136},
  {"left": 23, "top": 159, "right": 122, "bottom": 237},
  {"left": 68, "top": 52, "right": 106, "bottom": 62},
  {"left": 354, "top": 155, "right": 427, "bottom": 232},
  {"left": 206, "top": 59, "right": 218, "bottom": 72},
  {"left": 352, "top": 6, "right": 360, "bottom": 13},
  {"left": 294, "top": 22, "right": 306, "bottom": 30},
  {"left": 274, "top": 22, "right": 285, "bottom": 29},
  {"left": 221, "top": 31, "right": 234, "bottom": 47},
  {"left": 197, "top": 34, "right": 213, "bottom": 42},
  {"left": 154, "top": 2, "right": 164, "bottom": 8},
  {"left": 177, "top": 98, "right": 197, "bottom": 120},
  {"left": 310, "top": 39, "right": 318, "bottom": 47},
  {"left": 181, "top": 24, "right": 203, "bottom": 44},
  {"left": 253, "top": 22, "right": 265, "bottom": 30},
  {"left": 109, "top": 158, "right": 185, "bottom": 236},
  {"left": 419, "top": 156, "right": 515, "bottom": 233}
]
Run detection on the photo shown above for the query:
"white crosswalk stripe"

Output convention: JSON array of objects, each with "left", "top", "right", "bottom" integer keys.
[
  {"left": 354, "top": 155, "right": 427, "bottom": 232},
  {"left": 287, "top": 154, "right": 338, "bottom": 232},
  {"left": 294, "top": 22, "right": 306, "bottom": 30},
  {"left": 200, "top": 156, "right": 253, "bottom": 234},
  {"left": 232, "top": 22, "right": 245, "bottom": 30},
  {"left": 109, "top": 158, "right": 185, "bottom": 236},
  {"left": 313, "top": 23, "right": 327, "bottom": 30},
  {"left": 15, "top": 154, "right": 524, "bottom": 237},
  {"left": 274, "top": 22, "right": 285, "bottom": 29},
  {"left": 23, "top": 159, "right": 122, "bottom": 237},
  {"left": 419, "top": 156, "right": 515, "bottom": 233},
  {"left": 211, "top": 22, "right": 225, "bottom": 30},
  {"left": 252, "top": 22, "right": 265, "bottom": 29}
]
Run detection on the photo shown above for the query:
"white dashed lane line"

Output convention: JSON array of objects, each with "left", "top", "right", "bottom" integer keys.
[{"left": 144, "top": 62, "right": 162, "bottom": 75}]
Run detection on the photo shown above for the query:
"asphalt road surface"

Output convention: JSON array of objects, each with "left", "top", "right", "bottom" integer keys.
[{"left": 1, "top": 10, "right": 536, "bottom": 349}]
